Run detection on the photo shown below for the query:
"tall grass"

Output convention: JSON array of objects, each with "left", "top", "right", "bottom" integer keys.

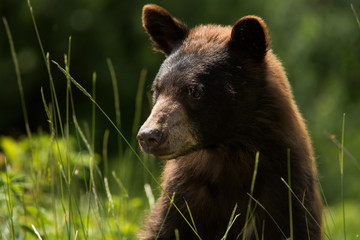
[
  {"left": 340, "top": 113, "right": 346, "bottom": 240},
  {"left": 106, "top": 58, "right": 123, "bottom": 159},
  {"left": 2, "top": 2, "right": 145, "bottom": 239}
]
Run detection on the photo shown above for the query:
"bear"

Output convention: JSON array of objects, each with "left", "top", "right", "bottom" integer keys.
[{"left": 137, "top": 4, "right": 323, "bottom": 240}]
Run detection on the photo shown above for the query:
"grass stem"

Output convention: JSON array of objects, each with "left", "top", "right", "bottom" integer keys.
[
  {"left": 132, "top": 68, "right": 147, "bottom": 147},
  {"left": 242, "top": 152, "right": 259, "bottom": 240},
  {"left": 351, "top": 4, "right": 360, "bottom": 29},
  {"left": 2, "top": 17, "right": 32, "bottom": 142},
  {"left": 4, "top": 157, "right": 15, "bottom": 239},
  {"left": 287, "top": 149, "right": 293, "bottom": 240},
  {"left": 340, "top": 113, "right": 346, "bottom": 240},
  {"left": 107, "top": 58, "right": 123, "bottom": 158}
]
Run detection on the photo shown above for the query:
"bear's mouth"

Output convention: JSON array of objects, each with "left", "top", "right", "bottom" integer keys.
[
  {"left": 149, "top": 144, "right": 201, "bottom": 161},
  {"left": 137, "top": 134, "right": 200, "bottom": 161},
  {"left": 152, "top": 152, "right": 178, "bottom": 161},
  {"left": 139, "top": 143, "right": 186, "bottom": 161}
]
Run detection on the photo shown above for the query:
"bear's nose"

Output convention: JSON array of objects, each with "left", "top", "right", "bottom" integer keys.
[{"left": 137, "top": 128, "right": 163, "bottom": 152}]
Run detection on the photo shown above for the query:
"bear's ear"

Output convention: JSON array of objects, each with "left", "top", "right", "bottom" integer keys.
[
  {"left": 142, "top": 4, "right": 189, "bottom": 55},
  {"left": 229, "top": 16, "right": 270, "bottom": 59}
]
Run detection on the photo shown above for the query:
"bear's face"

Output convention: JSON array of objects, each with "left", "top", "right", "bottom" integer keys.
[
  {"left": 137, "top": 4, "right": 270, "bottom": 160},
  {"left": 138, "top": 45, "right": 232, "bottom": 160}
]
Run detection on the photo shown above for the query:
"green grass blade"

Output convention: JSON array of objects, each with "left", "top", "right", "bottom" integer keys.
[
  {"left": 175, "top": 229, "right": 180, "bottom": 240},
  {"left": 41, "top": 87, "right": 62, "bottom": 238},
  {"left": 317, "top": 179, "right": 334, "bottom": 240},
  {"left": 3, "top": 17, "right": 32, "bottom": 141},
  {"left": 305, "top": 212, "right": 311, "bottom": 240},
  {"left": 340, "top": 113, "right": 346, "bottom": 240},
  {"left": 280, "top": 178, "right": 322, "bottom": 229},
  {"left": 221, "top": 204, "right": 240, "bottom": 240},
  {"left": 144, "top": 183, "right": 155, "bottom": 208},
  {"left": 107, "top": 58, "right": 123, "bottom": 157},
  {"left": 104, "top": 177, "right": 114, "bottom": 212},
  {"left": 47, "top": 52, "right": 65, "bottom": 136},
  {"left": 104, "top": 176, "right": 121, "bottom": 237},
  {"left": 31, "top": 224, "right": 43, "bottom": 240},
  {"left": 63, "top": 39, "right": 74, "bottom": 240},
  {"left": 351, "top": 4, "right": 360, "bottom": 29},
  {"left": 246, "top": 193, "right": 287, "bottom": 239},
  {"left": 65, "top": 42, "right": 71, "bottom": 140},
  {"left": 325, "top": 131, "right": 360, "bottom": 170},
  {"left": 92, "top": 72, "right": 97, "bottom": 153},
  {"left": 71, "top": 190, "right": 88, "bottom": 240},
  {"left": 103, "top": 129, "right": 110, "bottom": 177},
  {"left": 156, "top": 192, "right": 176, "bottom": 240},
  {"left": 28, "top": 0, "right": 65, "bottom": 141},
  {"left": 41, "top": 87, "right": 52, "bottom": 123},
  {"left": 27, "top": 0, "right": 46, "bottom": 62},
  {"left": 73, "top": 113, "right": 106, "bottom": 238},
  {"left": 242, "top": 152, "right": 259, "bottom": 240},
  {"left": 185, "top": 200, "right": 198, "bottom": 233},
  {"left": 4, "top": 158, "right": 15, "bottom": 239},
  {"left": 287, "top": 149, "right": 293, "bottom": 240},
  {"left": 132, "top": 68, "right": 147, "bottom": 146},
  {"left": 282, "top": 155, "right": 331, "bottom": 239},
  {"left": 85, "top": 170, "right": 92, "bottom": 239},
  {"left": 112, "top": 171, "right": 129, "bottom": 198},
  {"left": 73, "top": 114, "right": 94, "bottom": 158}
]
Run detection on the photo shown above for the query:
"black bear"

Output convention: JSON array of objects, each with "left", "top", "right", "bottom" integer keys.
[{"left": 137, "top": 4, "right": 323, "bottom": 240}]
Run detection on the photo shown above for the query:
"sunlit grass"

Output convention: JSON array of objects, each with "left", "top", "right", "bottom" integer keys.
[
  {"left": 325, "top": 201, "right": 360, "bottom": 239},
  {"left": 2, "top": 2, "right": 147, "bottom": 239}
]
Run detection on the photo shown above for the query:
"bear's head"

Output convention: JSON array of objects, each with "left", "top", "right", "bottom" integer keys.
[{"left": 137, "top": 4, "right": 273, "bottom": 160}]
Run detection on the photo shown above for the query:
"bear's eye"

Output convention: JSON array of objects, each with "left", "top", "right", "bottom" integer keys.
[{"left": 187, "top": 86, "right": 201, "bottom": 99}]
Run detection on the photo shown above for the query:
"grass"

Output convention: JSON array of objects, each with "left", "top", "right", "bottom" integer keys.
[
  {"left": 1, "top": 1, "right": 360, "bottom": 239},
  {"left": 2, "top": 2, "right": 146, "bottom": 239}
]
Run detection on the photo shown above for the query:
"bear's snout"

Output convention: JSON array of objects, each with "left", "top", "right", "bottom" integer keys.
[
  {"left": 137, "top": 127, "right": 163, "bottom": 153},
  {"left": 137, "top": 95, "right": 199, "bottom": 160}
]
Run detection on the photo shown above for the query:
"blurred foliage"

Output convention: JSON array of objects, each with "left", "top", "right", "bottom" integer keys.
[
  {"left": 0, "top": 134, "right": 143, "bottom": 239},
  {"left": 324, "top": 200, "right": 360, "bottom": 239},
  {"left": 0, "top": 0, "right": 359, "bottom": 206},
  {"left": 0, "top": 134, "right": 92, "bottom": 173}
]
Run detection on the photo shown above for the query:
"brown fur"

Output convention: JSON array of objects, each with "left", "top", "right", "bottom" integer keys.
[{"left": 138, "top": 4, "right": 323, "bottom": 240}]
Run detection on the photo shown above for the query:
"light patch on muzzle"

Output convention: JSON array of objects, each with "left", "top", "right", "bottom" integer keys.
[{"left": 137, "top": 96, "right": 198, "bottom": 160}]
